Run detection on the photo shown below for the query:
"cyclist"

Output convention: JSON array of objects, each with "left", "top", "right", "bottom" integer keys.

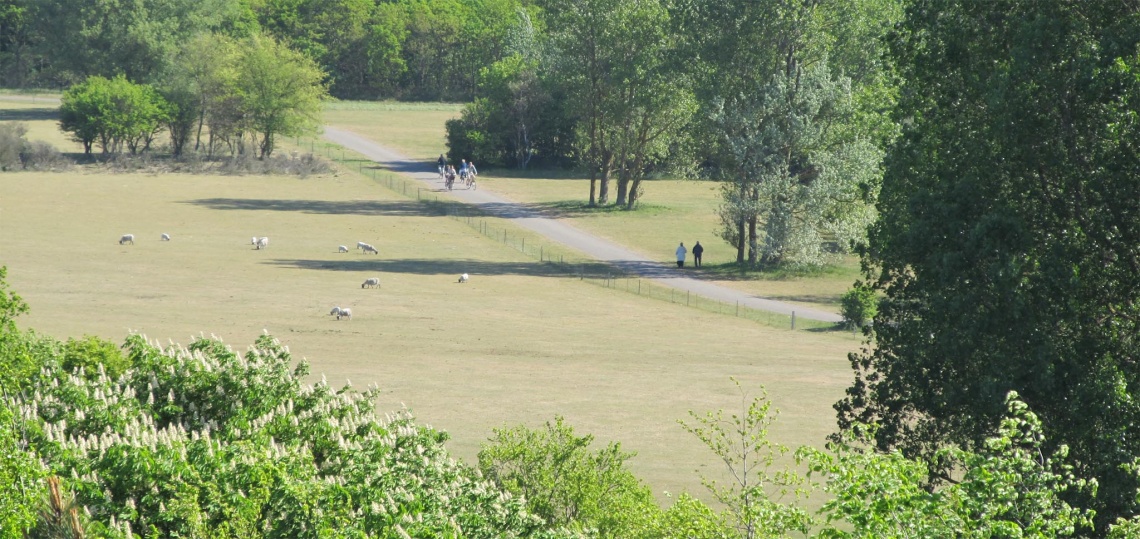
[{"left": 437, "top": 154, "right": 446, "bottom": 176}]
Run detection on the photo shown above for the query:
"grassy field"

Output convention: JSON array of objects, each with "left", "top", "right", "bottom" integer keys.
[
  {"left": 0, "top": 96, "right": 860, "bottom": 504},
  {"left": 319, "top": 102, "right": 860, "bottom": 315}
]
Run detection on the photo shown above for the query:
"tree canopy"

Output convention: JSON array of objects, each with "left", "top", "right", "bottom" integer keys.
[{"left": 838, "top": 0, "right": 1140, "bottom": 532}]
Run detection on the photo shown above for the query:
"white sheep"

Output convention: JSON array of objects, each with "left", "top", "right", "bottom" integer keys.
[
  {"left": 160, "top": 233, "right": 171, "bottom": 241},
  {"left": 357, "top": 241, "right": 368, "bottom": 250},
  {"left": 119, "top": 234, "right": 135, "bottom": 245},
  {"left": 338, "top": 245, "right": 349, "bottom": 253},
  {"left": 329, "top": 306, "right": 352, "bottom": 320},
  {"left": 362, "top": 244, "right": 378, "bottom": 255},
  {"left": 458, "top": 273, "right": 469, "bottom": 283},
  {"left": 361, "top": 277, "right": 381, "bottom": 289},
  {"left": 253, "top": 236, "right": 269, "bottom": 250}
]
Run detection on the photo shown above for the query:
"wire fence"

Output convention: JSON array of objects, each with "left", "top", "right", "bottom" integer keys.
[{"left": 295, "top": 137, "right": 849, "bottom": 334}]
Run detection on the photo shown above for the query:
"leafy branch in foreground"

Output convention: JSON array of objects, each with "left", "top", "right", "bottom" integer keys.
[{"left": 679, "top": 379, "right": 812, "bottom": 539}]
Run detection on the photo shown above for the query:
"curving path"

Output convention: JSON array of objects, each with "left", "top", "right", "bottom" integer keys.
[{"left": 339, "top": 127, "right": 843, "bottom": 322}]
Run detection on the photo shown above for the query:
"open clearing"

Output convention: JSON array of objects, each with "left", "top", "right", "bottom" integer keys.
[{"left": 0, "top": 96, "right": 859, "bottom": 502}]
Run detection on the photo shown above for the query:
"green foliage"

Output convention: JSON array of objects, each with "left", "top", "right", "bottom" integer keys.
[
  {"left": 61, "top": 336, "right": 129, "bottom": 382},
  {"left": 233, "top": 34, "right": 327, "bottom": 157},
  {"left": 839, "top": 284, "right": 877, "bottom": 329},
  {"left": 7, "top": 330, "right": 568, "bottom": 538},
  {"left": 444, "top": 9, "right": 576, "bottom": 170},
  {"left": 652, "top": 494, "right": 732, "bottom": 539},
  {"left": 805, "top": 393, "right": 1096, "bottom": 538},
  {"left": 838, "top": 0, "right": 1140, "bottom": 530},
  {"left": 478, "top": 416, "right": 661, "bottom": 537},
  {"left": 679, "top": 380, "right": 813, "bottom": 539},
  {"left": 59, "top": 75, "right": 170, "bottom": 156},
  {"left": 28, "top": 0, "right": 250, "bottom": 85},
  {"left": 0, "top": 401, "right": 44, "bottom": 539},
  {"left": 543, "top": 0, "right": 695, "bottom": 207}
]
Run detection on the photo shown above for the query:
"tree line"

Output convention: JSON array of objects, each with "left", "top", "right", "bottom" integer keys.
[{"left": 0, "top": 0, "right": 534, "bottom": 103}]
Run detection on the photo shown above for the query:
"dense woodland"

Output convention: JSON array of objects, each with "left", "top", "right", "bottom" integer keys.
[{"left": 7, "top": 0, "right": 1140, "bottom": 537}]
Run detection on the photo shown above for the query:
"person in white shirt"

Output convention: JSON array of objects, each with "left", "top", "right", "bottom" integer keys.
[{"left": 675, "top": 242, "right": 687, "bottom": 268}]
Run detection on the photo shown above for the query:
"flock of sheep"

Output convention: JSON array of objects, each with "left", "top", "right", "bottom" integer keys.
[{"left": 117, "top": 232, "right": 470, "bottom": 322}]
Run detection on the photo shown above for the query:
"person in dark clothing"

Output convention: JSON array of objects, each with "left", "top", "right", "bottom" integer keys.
[
  {"left": 692, "top": 241, "right": 704, "bottom": 267},
  {"left": 437, "top": 154, "right": 447, "bottom": 175}
]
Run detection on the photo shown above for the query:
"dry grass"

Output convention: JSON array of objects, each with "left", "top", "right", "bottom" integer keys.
[{"left": 0, "top": 164, "right": 858, "bottom": 502}]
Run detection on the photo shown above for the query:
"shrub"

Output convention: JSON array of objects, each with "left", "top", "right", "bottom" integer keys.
[
  {"left": 21, "top": 141, "right": 70, "bottom": 171},
  {"left": 840, "top": 283, "right": 877, "bottom": 328},
  {"left": 61, "top": 335, "right": 130, "bottom": 380},
  {"left": 10, "top": 332, "right": 566, "bottom": 538},
  {"left": 0, "top": 123, "right": 28, "bottom": 171}
]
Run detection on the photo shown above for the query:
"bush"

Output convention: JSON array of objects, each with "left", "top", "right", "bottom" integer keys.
[
  {"left": 61, "top": 335, "right": 130, "bottom": 380},
  {"left": 840, "top": 283, "right": 877, "bottom": 328},
  {"left": 21, "top": 141, "right": 70, "bottom": 171},
  {"left": 0, "top": 123, "right": 28, "bottom": 171}
]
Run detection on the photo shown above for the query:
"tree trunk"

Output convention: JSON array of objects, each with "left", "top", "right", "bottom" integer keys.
[
  {"left": 195, "top": 109, "right": 205, "bottom": 151},
  {"left": 588, "top": 169, "right": 597, "bottom": 207},
  {"left": 598, "top": 164, "right": 611, "bottom": 205},
  {"left": 615, "top": 172, "right": 629, "bottom": 207},
  {"left": 748, "top": 215, "right": 758, "bottom": 266},
  {"left": 626, "top": 178, "right": 642, "bottom": 209},
  {"left": 735, "top": 180, "right": 747, "bottom": 263}
]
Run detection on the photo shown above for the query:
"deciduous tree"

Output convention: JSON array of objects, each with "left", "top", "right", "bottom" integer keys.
[{"left": 838, "top": 0, "right": 1140, "bottom": 531}]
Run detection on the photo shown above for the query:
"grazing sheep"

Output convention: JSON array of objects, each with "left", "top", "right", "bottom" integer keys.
[
  {"left": 338, "top": 245, "right": 349, "bottom": 253},
  {"left": 362, "top": 244, "right": 378, "bottom": 255},
  {"left": 160, "top": 233, "right": 171, "bottom": 241},
  {"left": 458, "top": 273, "right": 469, "bottom": 283},
  {"left": 361, "top": 277, "right": 381, "bottom": 289},
  {"left": 329, "top": 306, "right": 352, "bottom": 320},
  {"left": 357, "top": 241, "right": 368, "bottom": 250},
  {"left": 252, "top": 236, "right": 269, "bottom": 249},
  {"left": 119, "top": 234, "right": 135, "bottom": 245}
]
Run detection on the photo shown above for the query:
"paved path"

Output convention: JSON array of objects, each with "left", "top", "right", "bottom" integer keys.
[{"left": 340, "top": 127, "right": 842, "bottom": 322}]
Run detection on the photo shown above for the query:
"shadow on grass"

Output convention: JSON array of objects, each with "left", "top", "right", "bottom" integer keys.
[
  {"left": 0, "top": 108, "right": 58, "bottom": 122},
  {"left": 264, "top": 257, "right": 613, "bottom": 278},
  {"left": 762, "top": 293, "right": 844, "bottom": 307},
  {"left": 181, "top": 198, "right": 449, "bottom": 218},
  {"left": 695, "top": 261, "right": 857, "bottom": 282},
  {"left": 804, "top": 324, "right": 848, "bottom": 333}
]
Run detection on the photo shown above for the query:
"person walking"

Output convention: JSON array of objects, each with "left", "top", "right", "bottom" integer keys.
[
  {"left": 676, "top": 242, "right": 687, "bottom": 268},
  {"left": 692, "top": 241, "right": 704, "bottom": 267}
]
